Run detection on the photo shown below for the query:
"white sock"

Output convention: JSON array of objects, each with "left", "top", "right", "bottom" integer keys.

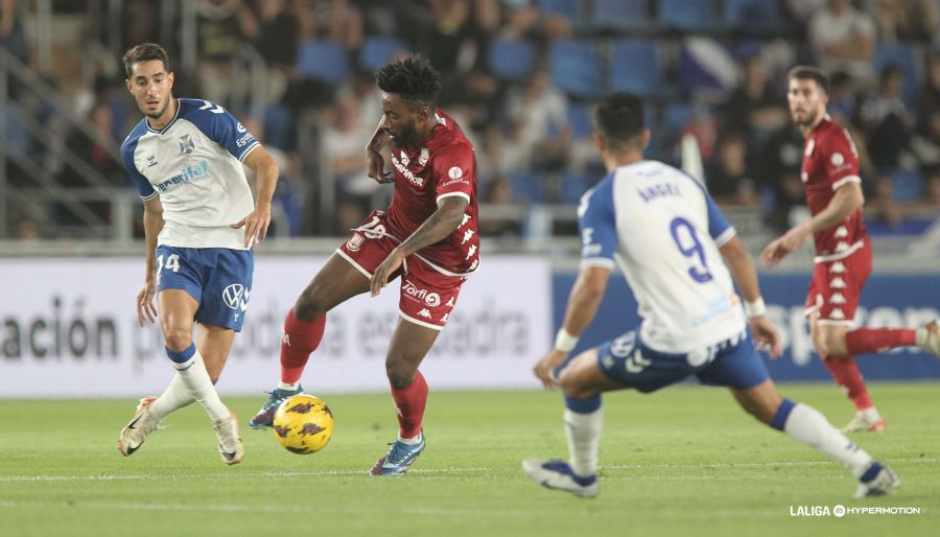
[
  {"left": 175, "top": 349, "right": 230, "bottom": 422},
  {"left": 860, "top": 407, "right": 881, "bottom": 421},
  {"left": 277, "top": 381, "right": 300, "bottom": 391},
  {"left": 397, "top": 432, "right": 423, "bottom": 445},
  {"left": 149, "top": 373, "right": 195, "bottom": 420},
  {"left": 564, "top": 408, "right": 602, "bottom": 477},
  {"left": 784, "top": 403, "right": 873, "bottom": 478}
]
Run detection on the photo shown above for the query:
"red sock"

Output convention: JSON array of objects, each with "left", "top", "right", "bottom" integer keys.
[
  {"left": 823, "top": 356, "right": 873, "bottom": 411},
  {"left": 279, "top": 308, "right": 326, "bottom": 385},
  {"left": 845, "top": 327, "right": 916, "bottom": 355},
  {"left": 390, "top": 371, "right": 428, "bottom": 439}
]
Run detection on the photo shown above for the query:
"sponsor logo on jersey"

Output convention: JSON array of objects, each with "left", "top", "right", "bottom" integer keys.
[
  {"left": 391, "top": 154, "right": 424, "bottom": 188},
  {"left": 222, "top": 283, "right": 250, "bottom": 312},
  {"left": 178, "top": 134, "right": 195, "bottom": 155},
  {"left": 155, "top": 160, "right": 210, "bottom": 192},
  {"left": 146, "top": 155, "right": 158, "bottom": 167},
  {"left": 236, "top": 122, "right": 247, "bottom": 133}
]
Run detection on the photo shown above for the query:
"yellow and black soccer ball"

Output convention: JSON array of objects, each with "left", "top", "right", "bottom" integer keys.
[{"left": 272, "top": 394, "right": 335, "bottom": 454}]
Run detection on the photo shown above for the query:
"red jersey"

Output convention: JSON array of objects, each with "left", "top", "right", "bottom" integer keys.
[
  {"left": 386, "top": 110, "right": 480, "bottom": 274},
  {"left": 801, "top": 115, "right": 867, "bottom": 259}
]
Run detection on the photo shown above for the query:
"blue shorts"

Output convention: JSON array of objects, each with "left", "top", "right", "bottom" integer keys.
[
  {"left": 155, "top": 245, "right": 253, "bottom": 332},
  {"left": 593, "top": 330, "right": 769, "bottom": 393}
]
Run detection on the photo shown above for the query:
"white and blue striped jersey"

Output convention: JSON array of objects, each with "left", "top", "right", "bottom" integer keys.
[
  {"left": 120, "top": 98, "right": 259, "bottom": 250},
  {"left": 578, "top": 160, "right": 745, "bottom": 353}
]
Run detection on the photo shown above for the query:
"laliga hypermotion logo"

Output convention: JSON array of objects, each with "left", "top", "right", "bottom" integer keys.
[{"left": 222, "top": 284, "right": 250, "bottom": 312}]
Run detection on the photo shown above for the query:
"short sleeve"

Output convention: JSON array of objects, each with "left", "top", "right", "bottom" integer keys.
[
  {"left": 432, "top": 144, "right": 475, "bottom": 204},
  {"left": 705, "top": 192, "right": 736, "bottom": 246},
  {"left": 192, "top": 100, "right": 259, "bottom": 161},
  {"left": 577, "top": 177, "right": 617, "bottom": 269},
  {"left": 824, "top": 128, "right": 861, "bottom": 191},
  {"left": 120, "top": 137, "right": 157, "bottom": 200}
]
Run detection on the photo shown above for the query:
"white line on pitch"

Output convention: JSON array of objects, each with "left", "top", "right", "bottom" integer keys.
[{"left": 1, "top": 457, "right": 935, "bottom": 483}]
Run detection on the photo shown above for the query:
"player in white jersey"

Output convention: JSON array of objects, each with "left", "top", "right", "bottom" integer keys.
[
  {"left": 115, "top": 43, "right": 280, "bottom": 464},
  {"left": 522, "top": 93, "right": 898, "bottom": 499}
]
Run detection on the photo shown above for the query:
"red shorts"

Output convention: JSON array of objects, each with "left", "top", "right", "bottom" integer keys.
[
  {"left": 804, "top": 239, "right": 872, "bottom": 325},
  {"left": 336, "top": 210, "right": 469, "bottom": 330}
]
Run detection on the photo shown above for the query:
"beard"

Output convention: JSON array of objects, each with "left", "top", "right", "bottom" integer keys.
[
  {"left": 144, "top": 97, "right": 169, "bottom": 119},
  {"left": 791, "top": 107, "right": 819, "bottom": 128},
  {"left": 392, "top": 122, "right": 422, "bottom": 148}
]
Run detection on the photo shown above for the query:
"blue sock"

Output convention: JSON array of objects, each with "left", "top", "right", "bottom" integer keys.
[
  {"left": 769, "top": 398, "right": 796, "bottom": 431},
  {"left": 165, "top": 343, "right": 196, "bottom": 365},
  {"left": 565, "top": 394, "right": 601, "bottom": 414}
]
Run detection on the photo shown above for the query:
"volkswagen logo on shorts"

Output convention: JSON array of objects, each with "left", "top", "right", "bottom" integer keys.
[{"left": 222, "top": 283, "right": 249, "bottom": 312}]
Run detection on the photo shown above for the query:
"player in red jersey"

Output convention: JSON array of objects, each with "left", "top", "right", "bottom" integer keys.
[
  {"left": 762, "top": 66, "right": 940, "bottom": 433},
  {"left": 249, "top": 56, "right": 480, "bottom": 474}
]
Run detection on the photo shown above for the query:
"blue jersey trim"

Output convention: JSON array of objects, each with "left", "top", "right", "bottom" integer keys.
[
  {"left": 577, "top": 172, "right": 618, "bottom": 264},
  {"left": 178, "top": 98, "right": 258, "bottom": 160},
  {"left": 120, "top": 120, "right": 157, "bottom": 200}
]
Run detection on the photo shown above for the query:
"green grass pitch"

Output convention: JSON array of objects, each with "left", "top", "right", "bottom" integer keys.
[{"left": 1, "top": 383, "right": 937, "bottom": 537}]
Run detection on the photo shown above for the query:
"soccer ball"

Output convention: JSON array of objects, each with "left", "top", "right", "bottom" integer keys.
[{"left": 272, "top": 394, "right": 335, "bottom": 454}]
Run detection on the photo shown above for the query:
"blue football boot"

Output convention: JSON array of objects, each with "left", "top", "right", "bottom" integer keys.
[
  {"left": 369, "top": 432, "right": 426, "bottom": 476},
  {"left": 247, "top": 386, "right": 303, "bottom": 429}
]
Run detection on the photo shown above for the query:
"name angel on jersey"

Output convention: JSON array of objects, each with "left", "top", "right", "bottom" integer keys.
[
  {"left": 154, "top": 159, "right": 209, "bottom": 192},
  {"left": 637, "top": 182, "right": 680, "bottom": 203}
]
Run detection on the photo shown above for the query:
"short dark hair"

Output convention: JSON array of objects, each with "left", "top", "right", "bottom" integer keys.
[
  {"left": 376, "top": 55, "right": 442, "bottom": 108},
  {"left": 123, "top": 42, "right": 171, "bottom": 79},
  {"left": 594, "top": 93, "right": 645, "bottom": 151},
  {"left": 788, "top": 65, "right": 830, "bottom": 94}
]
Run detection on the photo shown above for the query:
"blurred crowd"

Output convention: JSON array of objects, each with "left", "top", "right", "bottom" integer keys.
[{"left": 4, "top": 0, "right": 940, "bottom": 239}]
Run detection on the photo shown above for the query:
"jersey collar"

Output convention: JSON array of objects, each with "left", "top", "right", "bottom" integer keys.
[{"left": 145, "top": 98, "right": 181, "bottom": 135}]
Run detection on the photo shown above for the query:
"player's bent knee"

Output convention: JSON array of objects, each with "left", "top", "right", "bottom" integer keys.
[
  {"left": 559, "top": 371, "right": 595, "bottom": 400},
  {"left": 294, "top": 286, "right": 330, "bottom": 321},
  {"left": 385, "top": 360, "right": 417, "bottom": 390},
  {"left": 163, "top": 329, "right": 193, "bottom": 352}
]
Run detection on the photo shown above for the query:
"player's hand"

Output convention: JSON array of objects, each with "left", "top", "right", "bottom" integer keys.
[
  {"left": 367, "top": 118, "right": 393, "bottom": 184},
  {"left": 371, "top": 247, "right": 406, "bottom": 297},
  {"left": 761, "top": 224, "right": 810, "bottom": 267},
  {"left": 749, "top": 315, "right": 782, "bottom": 359},
  {"left": 533, "top": 350, "right": 566, "bottom": 389},
  {"left": 137, "top": 280, "right": 158, "bottom": 327},
  {"left": 231, "top": 203, "right": 272, "bottom": 248}
]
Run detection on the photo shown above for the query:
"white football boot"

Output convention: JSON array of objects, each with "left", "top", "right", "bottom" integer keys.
[
  {"left": 854, "top": 462, "right": 900, "bottom": 498},
  {"left": 213, "top": 410, "right": 245, "bottom": 465},
  {"left": 842, "top": 412, "right": 886, "bottom": 433},
  {"left": 117, "top": 397, "right": 160, "bottom": 456},
  {"left": 916, "top": 321, "right": 940, "bottom": 357},
  {"left": 522, "top": 458, "right": 598, "bottom": 498}
]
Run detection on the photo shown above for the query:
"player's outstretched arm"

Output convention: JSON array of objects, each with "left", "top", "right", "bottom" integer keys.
[
  {"left": 720, "top": 236, "right": 782, "bottom": 358},
  {"left": 233, "top": 145, "right": 280, "bottom": 248},
  {"left": 366, "top": 116, "right": 393, "bottom": 183},
  {"left": 370, "top": 197, "right": 469, "bottom": 296},
  {"left": 138, "top": 196, "right": 164, "bottom": 326},
  {"left": 534, "top": 265, "right": 611, "bottom": 387},
  {"left": 761, "top": 182, "right": 864, "bottom": 267}
]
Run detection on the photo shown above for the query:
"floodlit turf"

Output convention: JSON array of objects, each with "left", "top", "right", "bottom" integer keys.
[{"left": 1, "top": 383, "right": 937, "bottom": 537}]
